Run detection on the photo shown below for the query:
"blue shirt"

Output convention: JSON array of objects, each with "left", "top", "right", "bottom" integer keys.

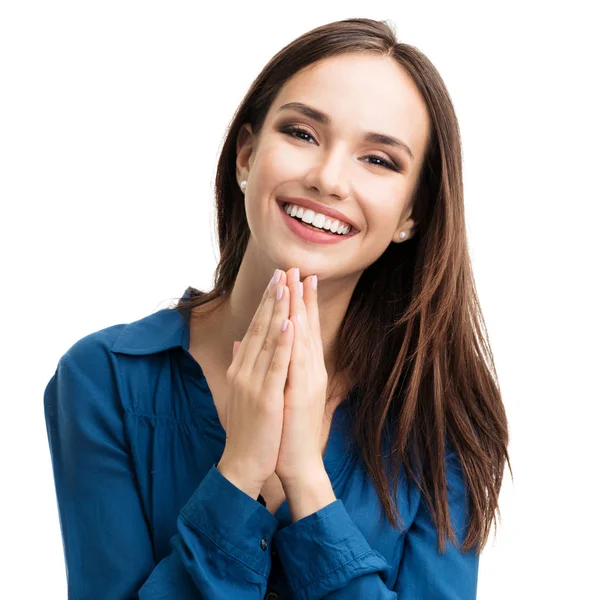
[{"left": 43, "top": 293, "right": 479, "bottom": 599}]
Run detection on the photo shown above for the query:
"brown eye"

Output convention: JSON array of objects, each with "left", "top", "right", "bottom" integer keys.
[
  {"left": 280, "top": 126, "right": 316, "bottom": 144},
  {"left": 279, "top": 126, "right": 401, "bottom": 172},
  {"left": 364, "top": 155, "right": 398, "bottom": 171}
]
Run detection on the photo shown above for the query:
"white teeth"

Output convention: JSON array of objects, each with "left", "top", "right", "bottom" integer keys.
[
  {"left": 283, "top": 203, "right": 352, "bottom": 235},
  {"left": 313, "top": 213, "right": 326, "bottom": 228},
  {"left": 301, "top": 209, "right": 315, "bottom": 224}
]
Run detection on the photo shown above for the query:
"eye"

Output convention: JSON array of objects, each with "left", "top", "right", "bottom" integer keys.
[
  {"left": 279, "top": 125, "right": 401, "bottom": 172},
  {"left": 281, "top": 125, "right": 317, "bottom": 144},
  {"left": 364, "top": 155, "right": 398, "bottom": 171}
]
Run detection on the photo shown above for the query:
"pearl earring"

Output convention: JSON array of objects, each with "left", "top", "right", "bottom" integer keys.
[
  {"left": 240, "top": 180, "right": 247, "bottom": 192},
  {"left": 400, "top": 232, "right": 406, "bottom": 239}
]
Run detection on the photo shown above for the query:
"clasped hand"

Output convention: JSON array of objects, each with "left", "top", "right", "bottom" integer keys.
[{"left": 222, "top": 267, "right": 328, "bottom": 495}]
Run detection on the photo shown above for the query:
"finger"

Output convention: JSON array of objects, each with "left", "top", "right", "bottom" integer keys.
[
  {"left": 303, "top": 274, "right": 323, "bottom": 347},
  {"left": 286, "top": 267, "right": 303, "bottom": 324},
  {"left": 262, "top": 318, "right": 294, "bottom": 398},
  {"left": 287, "top": 314, "right": 306, "bottom": 388},
  {"left": 231, "top": 268, "right": 283, "bottom": 372},
  {"left": 253, "top": 283, "right": 291, "bottom": 382},
  {"left": 288, "top": 270, "right": 310, "bottom": 341}
]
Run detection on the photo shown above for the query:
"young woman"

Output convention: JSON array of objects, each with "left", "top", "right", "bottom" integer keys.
[{"left": 44, "top": 17, "right": 510, "bottom": 599}]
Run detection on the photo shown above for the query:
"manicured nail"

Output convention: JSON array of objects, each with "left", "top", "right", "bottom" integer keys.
[
  {"left": 293, "top": 268, "right": 300, "bottom": 282},
  {"left": 281, "top": 319, "right": 289, "bottom": 332},
  {"left": 296, "top": 314, "right": 301, "bottom": 327},
  {"left": 276, "top": 285, "right": 283, "bottom": 301},
  {"left": 311, "top": 275, "right": 318, "bottom": 290},
  {"left": 298, "top": 282, "right": 303, "bottom": 298},
  {"left": 269, "top": 269, "right": 280, "bottom": 288}
]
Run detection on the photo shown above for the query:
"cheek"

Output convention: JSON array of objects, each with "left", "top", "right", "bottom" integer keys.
[
  {"left": 243, "top": 144, "right": 301, "bottom": 231},
  {"left": 252, "top": 142, "right": 304, "bottom": 187},
  {"left": 362, "top": 197, "right": 402, "bottom": 236}
]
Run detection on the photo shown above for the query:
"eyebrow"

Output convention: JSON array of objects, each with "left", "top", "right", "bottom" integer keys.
[{"left": 276, "top": 101, "right": 414, "bottom": 161}]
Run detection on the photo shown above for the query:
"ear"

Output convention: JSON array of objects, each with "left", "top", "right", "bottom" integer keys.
[
  {"left": 392, "top": 217, "right": 417, "bottom": 243},
  {"left": 235, "top": 123, "right": 255, "bottom": 185}
]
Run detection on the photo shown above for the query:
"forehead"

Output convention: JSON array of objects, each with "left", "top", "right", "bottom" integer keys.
[{"left": 268, "top": 53, "right": 430, "bottom": 157}]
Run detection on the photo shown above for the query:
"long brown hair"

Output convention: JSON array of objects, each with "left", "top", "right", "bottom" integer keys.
[{"left": 174, "top": 17, "right": 510, "bottom": 555}]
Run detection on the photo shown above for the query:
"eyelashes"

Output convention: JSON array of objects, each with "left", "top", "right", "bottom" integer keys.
[{"left": 279, "top": 125, "right": 401, "bottom": 173}]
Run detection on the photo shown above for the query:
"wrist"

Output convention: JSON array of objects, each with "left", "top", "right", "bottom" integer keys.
[
  {"left": 280, "top": 464, "right": 328, "bottom": 492},
  {"left": 217, "top": 460, "right": 263, "bottom": 500},
  {"left": 283, "top": 470, "right": 337, "bottom": 522}
]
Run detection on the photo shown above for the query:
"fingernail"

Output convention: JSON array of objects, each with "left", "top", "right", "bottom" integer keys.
[
  {"left": 276, "top": 285, "right": 283, "bottom": 301},
  {"left": 294, "top": 268, "right": 300, "bottom": 282},
  {"left": 296, "top": 314, "right": 302, "bottom": 327},
  {"left": 281, "top": 319, "right": 289, "bottom": 332},
  {"left": 269, "top": 269, "right": 280, "bottom": 288},
  {"left": 298, "top": 282, "right": 303, "bottom": 298},
  {"left": 312, "top": 275, "right": 318, "bottom": 290}
]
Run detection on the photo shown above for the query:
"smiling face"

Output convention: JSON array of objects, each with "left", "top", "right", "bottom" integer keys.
[{"left": 236, "top": 52, "right": 431, "bottom": 282}]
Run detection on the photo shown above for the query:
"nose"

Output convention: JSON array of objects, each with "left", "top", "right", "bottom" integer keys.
[{"left": 303, "top": 146, "right": 350, "bottom": 200}]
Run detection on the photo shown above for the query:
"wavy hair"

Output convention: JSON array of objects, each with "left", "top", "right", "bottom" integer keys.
[{"left": 175, "top": 17, "right": 510, "bottom": 555}]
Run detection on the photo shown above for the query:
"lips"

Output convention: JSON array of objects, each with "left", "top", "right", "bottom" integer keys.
[
  {"left": 277, "top": 201, "right": 358, "bottom": 245},
  {"left": 277, "top": 196, "right": 359, "bottom": 232}
]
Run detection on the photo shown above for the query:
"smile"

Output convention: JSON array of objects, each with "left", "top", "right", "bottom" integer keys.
[
  {"left": 283, "top": 202, "right": 352, "bottom": 235},
  {"left": 277, "top": 202, "right": 358, "bottom": 245}
]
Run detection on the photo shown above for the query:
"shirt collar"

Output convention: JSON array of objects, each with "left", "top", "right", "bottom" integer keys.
[{"left": 110, "top": 290, "right": 192, "bottom": 356}]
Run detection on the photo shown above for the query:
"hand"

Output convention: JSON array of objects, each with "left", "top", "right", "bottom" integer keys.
[
  {"left": 275, "top": 268, "right": 329, "bottom": 487},
  {"left": 217, "top": 269, "right": 295, "bottom": 499}
]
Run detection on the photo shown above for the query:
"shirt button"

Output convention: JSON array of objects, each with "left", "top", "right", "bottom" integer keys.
[
  {"left": 260, "top": 537, "right": 268, "bottom": 551},
  {"left": 265, "top": 593, "right": 279, "bottom": 599}
]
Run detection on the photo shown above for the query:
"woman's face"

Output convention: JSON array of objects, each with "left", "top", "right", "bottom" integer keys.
[{"left": 237, "top": 52, "right": 431, "bottom": 283}]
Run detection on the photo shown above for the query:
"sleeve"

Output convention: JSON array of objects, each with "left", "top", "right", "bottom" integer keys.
[
  {"left": 44, "top": 351, "right": 279, "bottom": 599},
  {"left": 274, "top": 451, "right": 479, "bottom": 600}
]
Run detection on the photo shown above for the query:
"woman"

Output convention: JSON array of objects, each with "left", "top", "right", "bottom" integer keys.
[{"left": 44, "top": 17, "right": 510, "bottom": 599}]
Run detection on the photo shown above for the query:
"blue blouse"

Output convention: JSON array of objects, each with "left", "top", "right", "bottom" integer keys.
[{"left": 43, "top": 293, "right": 479, "bottom": 599}]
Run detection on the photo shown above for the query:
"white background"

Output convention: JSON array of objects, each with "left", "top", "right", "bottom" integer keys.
[{"left": 1, "top": 1, "right": 598, "bottom": 598}]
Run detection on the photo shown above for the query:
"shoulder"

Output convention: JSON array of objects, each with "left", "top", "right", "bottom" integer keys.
[
  {"left": 45, "top": 323, "right": 130, "bottom": 424},
  {"left": 58, "top": 304, "right": 188, "bottom": 375},
  {"left": 47, "top": 305, "right": 183, "bottom": 404},
  {"left": 49, "top": 306, "right": 193, "bottom": 417},
  {"left": 45, "top": 321, "right": 128, "bottom": 405},
  {"left": 62, "top": 322, "right": 128, "bottom": 370}
]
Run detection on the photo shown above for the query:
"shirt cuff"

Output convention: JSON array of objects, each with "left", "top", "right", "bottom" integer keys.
[
  {"left": 275, "top": 499, "right": 390, "bottom": 599},
  {"left": 180, "top": 463, "right": 279, "bottom": 576}
]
